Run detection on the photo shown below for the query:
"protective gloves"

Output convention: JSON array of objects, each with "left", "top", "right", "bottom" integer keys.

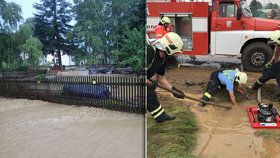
[{"left": 147, "top": 79, "right": 158, "bottom": 89}]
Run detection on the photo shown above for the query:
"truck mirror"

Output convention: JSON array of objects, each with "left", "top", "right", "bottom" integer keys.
[{"left": 237, "top": 8, "right": 242, "bottom": 20}]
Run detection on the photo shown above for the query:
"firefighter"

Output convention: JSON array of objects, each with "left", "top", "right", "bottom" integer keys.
[
  {"left": 147, "top": 32, "right": 185, "bottom": 123},
  {"left": 154, "top": 16, "right": 172, "bottom": 39},
  {"left": 198, "top": 69, "right": 248, "bottom": 107},
  {"left": 250, "top": 30, "right": 280, "bottom": 91}
]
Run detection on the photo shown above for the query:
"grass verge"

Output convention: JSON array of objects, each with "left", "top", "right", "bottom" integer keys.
[
  {"left": 255, "top": 130, "right": 280, "bottom": 144},
  {"left": 148, "top": 94, "right": 198, "bottom": 158}
]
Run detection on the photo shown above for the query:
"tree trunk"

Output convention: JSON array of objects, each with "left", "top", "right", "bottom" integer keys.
[{"left": 57, "top": 50, "right": 62, "bottom": 67}]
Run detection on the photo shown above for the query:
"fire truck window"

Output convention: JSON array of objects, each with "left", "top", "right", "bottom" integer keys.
[
  {"left": 175, "top": 17, "right": 193, "bottom": 51},
  {"left": 168, "top": 17, "right": 176, "bottom": 32},
  {"left": 219, "top": 3, "right": 236, "bottom": 18}
]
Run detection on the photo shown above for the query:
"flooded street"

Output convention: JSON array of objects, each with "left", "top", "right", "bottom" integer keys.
[{"left": 0, "top": 97, "right": 144, "bottom": 158}]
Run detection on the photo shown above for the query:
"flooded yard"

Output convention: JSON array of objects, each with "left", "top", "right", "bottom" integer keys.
[{"left": 0, "top": 97, "right": 144, "bottom": 158}]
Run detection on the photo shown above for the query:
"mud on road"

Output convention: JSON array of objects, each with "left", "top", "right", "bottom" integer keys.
[{"left": 162, "top": 66, "right": 280, "bottom": 158}]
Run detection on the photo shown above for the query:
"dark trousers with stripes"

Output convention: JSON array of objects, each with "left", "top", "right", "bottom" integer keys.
[
  {"left": 252, "top": 62, "right": 280, "bottom": 90},
  {"left": 147, "top": 86, "right": 165, "bottom": 120},
  {"left": 201, "top": 70, "right": 223, "bottom": 106}
]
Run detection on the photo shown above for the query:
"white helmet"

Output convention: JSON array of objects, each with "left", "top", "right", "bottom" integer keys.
[
  {"left": 160, "top": 17, "right": 171, "bottom": 24},
  {"left": 154, "top": 32, "right": 183, "bottom": 55},
  {"left": 268, "top": 30, "right": 280, "bottom": 45},
  {"left": 235, "top": 71, "right": 248, "bottom": 85}
]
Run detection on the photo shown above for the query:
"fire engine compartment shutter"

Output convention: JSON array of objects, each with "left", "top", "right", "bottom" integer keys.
[
  {"left": 147, "top": 2, "right": 209, "bottom": 55},
  {"left": 160, "top": 13, "right": 193, "bottom": 51}
]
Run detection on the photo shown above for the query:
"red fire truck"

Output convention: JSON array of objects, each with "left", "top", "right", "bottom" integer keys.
[{"left": 147, "top": 0, "right": 280, "bottom": 71}]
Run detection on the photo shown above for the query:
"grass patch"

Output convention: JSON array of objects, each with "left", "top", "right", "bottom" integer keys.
[
  {"left": 255, "top": 130, "right": 280, "bottom": 145},
  {"left": 148, "top": 94, "right": 199, "bottom": 158},
  {"left": 255, "top": 130, "right": 280, "bottom": 138}
]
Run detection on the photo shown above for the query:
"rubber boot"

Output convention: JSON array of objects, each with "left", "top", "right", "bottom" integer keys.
[
  {"left": 251, "top": 81, "right": 263, "bottom": 90},
  {"left": 155, "top": 113, "right": 176, "bottom": 123},
  {"left": 198, "top": 96, "right": 209, "bottom": 107}
]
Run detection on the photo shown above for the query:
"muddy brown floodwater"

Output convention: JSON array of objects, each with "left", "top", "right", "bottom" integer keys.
[
  {"left": 165, "top": 66, "right": 280, "bottom": 158},
  {"left": 0, "top": 97, "right": 144, "bottom": 158},
  {"left": 191, "top": 102, "right": 280, "bottom": 158}
]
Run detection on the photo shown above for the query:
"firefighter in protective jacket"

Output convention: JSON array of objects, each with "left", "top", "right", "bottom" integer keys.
[
  {"left": 251, "top": 30, "right": 280, "bottom": 90},
  {"left": 199, "top": 69, "right": 248, "bottom": 107},
  {"left": 147, "top": 32, "right": 185, "bottom": 123},
  {"left": 154, "top": 16, "right": 172, "bottom": 39}
]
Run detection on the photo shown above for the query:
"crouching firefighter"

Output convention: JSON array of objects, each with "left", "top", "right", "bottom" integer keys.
[
  {"left": 251, "top": 30, "right": 280, "bottom": 91},
  {"left": 199, "top": 69, "right": 248, "bottom": 107},
  {"left": 147, "top": 32, "right": 185, "bottom": 123}
]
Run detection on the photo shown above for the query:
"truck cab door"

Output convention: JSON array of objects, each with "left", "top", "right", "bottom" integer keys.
[{"left": 214, "top": 2, "right": 243, "bottom": 55}]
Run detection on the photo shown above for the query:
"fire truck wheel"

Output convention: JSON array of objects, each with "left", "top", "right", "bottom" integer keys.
[{"left": 241, "top": 42, "right": 273, "bottom": 72}]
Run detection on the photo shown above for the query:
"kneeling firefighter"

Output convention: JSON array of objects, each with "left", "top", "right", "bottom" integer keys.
[
  {"left": 147, "top": 32, "right": 185, "bottom": 123},
  {"left": 251, "top": 30, "right": 280, "bottom": 91},
  {"left": 199, "top": 69, "right": 248, "bottom": 107}
]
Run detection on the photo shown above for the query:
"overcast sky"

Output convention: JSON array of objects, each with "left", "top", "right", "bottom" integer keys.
[
  {"left": 6, "top": 0, "right": 280, "bottom": 20},
  {"left": 7, "top": 0, "right": 40, "bottom": 20}
]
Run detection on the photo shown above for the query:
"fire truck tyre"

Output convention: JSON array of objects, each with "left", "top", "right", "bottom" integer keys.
[{"left": 241, "top": 42, "right": 273, "bottom": 72}]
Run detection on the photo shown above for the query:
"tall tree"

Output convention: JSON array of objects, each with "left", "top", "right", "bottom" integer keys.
[
  {"left": 110, "top": 0, "right": 145, "bottom": 70},
  {"left": 16, "top": 23, "right": 43, "bottom": 66},
  {"left": 72, "top": 0, "right": 108, "bottom": 64},
  {"left": 0, "top": 0, "right": 22, "bottom": 70},
  {"left": 33, "top": 0, "right": 72, "bottom": 66},
  {"left": 71, "top": 0, "right": 145, "bottom": 69},
  {"left": 112, "top": 27, "right": 145, "bottom": 70},
  {"left": 0, "top": 0, "right": 22, "bottom": 33}
]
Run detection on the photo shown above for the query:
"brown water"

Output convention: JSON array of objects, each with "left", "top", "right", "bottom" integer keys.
[
  {"left": 186, "top": 96, "right": 280, "bottom": 158},
  {"left": 0, "top": 97, "right": 144, "bottom": 158}
]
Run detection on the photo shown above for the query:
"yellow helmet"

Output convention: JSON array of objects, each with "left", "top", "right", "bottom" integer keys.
[
  {"left": 268, "top": 30, "right": 280, "bottom": 45},
  {"left": 235, "top": 71, "right": 248, "bottom": 85},
  {"left": 155, "top": 32, "right": 183, "bottom": 55},
  {"left": 160, "top": 17, "right": 171, "bottom": 24}
]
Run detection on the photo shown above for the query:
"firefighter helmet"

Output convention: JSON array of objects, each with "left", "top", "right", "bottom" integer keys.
[
  {"left": 268, "top": 30, "right": 280, "bottom": 45},
  {"left": 160, "top": 17, "right": 171, "bottom": 24},
  {"left": 235, "top": 71, "right": 248, "bottom": 85},
  {"left": 155, "top": 32, "right": 183, "bottom": 55}
]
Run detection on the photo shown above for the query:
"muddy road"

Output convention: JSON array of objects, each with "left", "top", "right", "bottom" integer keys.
[
  {"left": 163, "top": 66, "right": 280, "bottom": 158},
  {"left": 0, "top": 97, "right": 144, "bottom": 158}
]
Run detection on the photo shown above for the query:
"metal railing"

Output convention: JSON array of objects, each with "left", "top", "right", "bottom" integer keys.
[{"left": 0, "top": 76, "right": 146, "bottom": 114}]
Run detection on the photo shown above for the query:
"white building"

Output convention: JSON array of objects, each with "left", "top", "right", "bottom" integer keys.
[{"left": 39, "top": 52, "right": 76, "bottom": 66}]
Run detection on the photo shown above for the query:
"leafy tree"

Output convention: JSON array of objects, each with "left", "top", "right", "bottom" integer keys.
[
  {"left": 12, "top": 23, "right": 42, "bottom": 66},
  {"left": 71, "top": 0, "right": 145, "bottom": 69},
  {"left": 72, "top": 0, "right": 108, "bottom": 63},
  {"left": 112, "top": 27, "right": 145, "bottom": 70},
  {"left": 110, "top": 0, "right": 145, "bottom": 70},
  {"left": 0, "top": 0, "right": 22, "bottom": 70},
  {"left": 19, "top": 37, "right": 43, "bottom": 65},
  {"left": 0, "top": 0, "right": 22, "bottom": 32},
  {"left": 33, "top": 0, "right": 72, "bottom": 66}
]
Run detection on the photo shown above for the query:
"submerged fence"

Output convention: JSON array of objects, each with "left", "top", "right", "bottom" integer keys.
[{"left": 0, "top": 76, "right": 146, "bottom": 114}]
